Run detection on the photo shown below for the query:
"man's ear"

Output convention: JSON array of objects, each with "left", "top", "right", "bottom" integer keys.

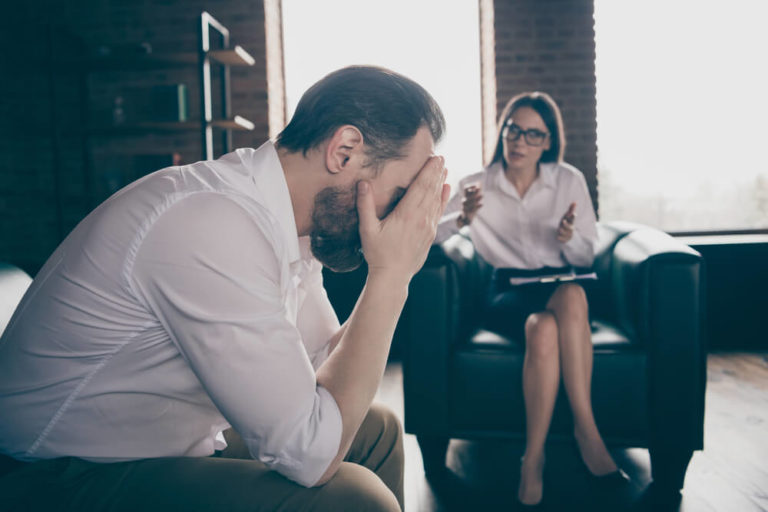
[{"left": 325, "top": 125, "right": 364, "bottom": 175}]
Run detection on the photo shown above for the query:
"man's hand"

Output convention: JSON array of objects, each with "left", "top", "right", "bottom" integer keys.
[
  {"left": 356, "top": 156, "right": 450, "bottom": 285},
  {"left": 458, "top": 183, "right": 483, "bottom": 228},
  {"left": 557, "top": 202, "right": 577, "bottom": 243}
]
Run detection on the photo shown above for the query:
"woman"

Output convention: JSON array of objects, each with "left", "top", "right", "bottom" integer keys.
[{"left": 431, "top": 92, "right": 627, "bottom": 507}]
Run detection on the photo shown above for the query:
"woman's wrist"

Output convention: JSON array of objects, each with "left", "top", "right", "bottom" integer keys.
[{"left": 457, "top": 213, "right": 471, "bottom": 228}]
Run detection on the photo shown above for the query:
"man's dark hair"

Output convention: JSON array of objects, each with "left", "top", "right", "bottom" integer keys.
[{"left": 276, "top": 66, "right": 445, "bottom": 169}]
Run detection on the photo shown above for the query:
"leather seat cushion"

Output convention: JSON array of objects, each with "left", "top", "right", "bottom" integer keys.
[{"left": 463, "top": 319, "right": 635, "bottom": 352}]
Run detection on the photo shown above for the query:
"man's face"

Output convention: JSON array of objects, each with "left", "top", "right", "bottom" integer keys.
[{"left": 310, "top": 126, "right": 435, "bottom": 272}]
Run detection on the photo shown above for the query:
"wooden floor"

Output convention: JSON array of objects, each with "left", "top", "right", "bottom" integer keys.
[{"left": 374, "top": 352, "right": 768, "bottom": 512}]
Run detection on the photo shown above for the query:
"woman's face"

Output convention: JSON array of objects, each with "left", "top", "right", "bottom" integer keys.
[{"left": 502, "top": 106, "right": 551, "bottom": 172}]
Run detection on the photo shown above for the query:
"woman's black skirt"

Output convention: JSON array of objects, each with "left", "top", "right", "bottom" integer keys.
[{"left": 483, "top": 267, "right": 591, "bottom": 342}]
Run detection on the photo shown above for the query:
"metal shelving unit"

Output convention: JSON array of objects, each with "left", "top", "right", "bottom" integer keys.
[
  {"left": 44, "top": 12, "right": 256, "bottom": 218},
  {"left": 70, "top": 11, "right": 256, "bottom": 159},
  {"left": 199, "top": 11, "right": 256, "bottom": 160}
]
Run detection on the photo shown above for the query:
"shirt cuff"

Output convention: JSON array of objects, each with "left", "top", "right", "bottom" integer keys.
[
  {"left": 258, "top": 385, "right": 343, "bottom": 487},
  {"left": 562, "top": 232, "right": 595, "bottom": 268}
]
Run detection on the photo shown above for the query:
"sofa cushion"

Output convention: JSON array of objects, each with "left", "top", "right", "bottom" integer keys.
[{"left": 463, "top": 319, "right": 634, "bottom": 352}]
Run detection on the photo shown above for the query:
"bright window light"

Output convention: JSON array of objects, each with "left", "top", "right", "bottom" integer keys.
[
  {"left": 281, "top": 0, "right": 483, "bottom": 193},
  {"left": 594, "top": 0, "right": 768, "bottom": 232}
]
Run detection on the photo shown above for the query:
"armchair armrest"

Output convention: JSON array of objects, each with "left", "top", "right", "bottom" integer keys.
[
  {"left": 403, "top": 234, "right": 491, "bottom": 434},
  {"left": 610, "top": 227, "right": 703, "bottom": 345},
  {"left": 403, "top": 246, "right": 453, "bottom": 434},
  {"left": 609, "top": 227, "right": 706, "bottom": 452}
]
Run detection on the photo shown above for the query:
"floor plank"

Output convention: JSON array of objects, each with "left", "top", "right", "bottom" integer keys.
[{"left": 375, "top": 352, "right": 768, "bottom": 511}]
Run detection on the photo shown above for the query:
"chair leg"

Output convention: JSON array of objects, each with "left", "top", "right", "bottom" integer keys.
[
  {"left": 416, "top": 435, "right": 449, "bottom": 476},
  {"left": 649, "top": 447, "right": 693, "bottom": 493}
]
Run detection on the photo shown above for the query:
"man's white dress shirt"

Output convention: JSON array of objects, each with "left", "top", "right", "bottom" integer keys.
[
  {"left": 0, "top": 141, "right": 343, "bottom": 487},
  {"left": 436, "top": 161, "right": 597, "bottom": 268}
]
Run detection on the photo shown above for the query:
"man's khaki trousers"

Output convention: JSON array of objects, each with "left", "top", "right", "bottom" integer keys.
[{"left": 0, "top": 404, "right": 404, "bottom": 511}]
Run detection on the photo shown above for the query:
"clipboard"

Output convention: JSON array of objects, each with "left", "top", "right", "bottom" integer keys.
[{"left": 509, "top": 271, "right": 597, "bottom": 286}]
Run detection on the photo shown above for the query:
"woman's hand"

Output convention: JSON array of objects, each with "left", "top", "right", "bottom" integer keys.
[
  {"left": 557, "top": 202, "right": 576, "bottom": 243},
  {"left": 458, "top": 183, "right": 483, "bottom": 228}
]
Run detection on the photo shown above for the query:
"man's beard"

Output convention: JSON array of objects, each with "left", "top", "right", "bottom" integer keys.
[{"left": 310, "top": 184, "right": 364, "bottom": 273}]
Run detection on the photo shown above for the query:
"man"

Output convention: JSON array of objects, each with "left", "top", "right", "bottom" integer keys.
[{"left": 0, "top": 65, "right": 449, "bottom": 511}]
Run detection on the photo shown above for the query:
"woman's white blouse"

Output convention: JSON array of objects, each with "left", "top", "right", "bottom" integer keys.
[{"left": 436, "top": 161, "right": 598, "bottom": 269}]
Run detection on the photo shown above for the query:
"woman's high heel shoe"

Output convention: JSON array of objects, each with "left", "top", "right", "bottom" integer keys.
[{"left": 572, "top": 444, "right": 630, "bottom": 487}]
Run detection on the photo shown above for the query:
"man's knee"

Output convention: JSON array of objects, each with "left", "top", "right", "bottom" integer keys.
[
  {"left": 321, "top": 463, "right": 400, "bottom": 512},
  {"left": 349, "top": 405, "right": 404, "bottom": 470},
  {"left": 361, "top": 405, "right": 403, "bottom": 457},
  {"left": 349, "top": 404, "right": 404, "bottom": 510}
]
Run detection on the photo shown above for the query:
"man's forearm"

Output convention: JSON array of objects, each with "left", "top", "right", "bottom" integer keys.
[
  {"left": 312, "top": 153, "right": 448, "bottom": 485},
  {"left": 313, "top": 271, "right": 408, "bottom": 485}
]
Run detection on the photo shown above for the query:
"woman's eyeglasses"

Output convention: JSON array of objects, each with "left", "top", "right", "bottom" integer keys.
[{"left": 503, "top": 123, "right": 549, "bottom": 147}]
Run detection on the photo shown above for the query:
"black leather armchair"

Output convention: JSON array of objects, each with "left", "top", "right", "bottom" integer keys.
[{"left": 403, "top": 221, "right": 706, "bottom": 492}]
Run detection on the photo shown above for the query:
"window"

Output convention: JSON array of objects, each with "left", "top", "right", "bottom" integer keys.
[
  {"left": 281, "top": 0, "right": 484, "bottom": 192},
  {"left": 594, "top": 0, "right": 768, "bottom": 232}
]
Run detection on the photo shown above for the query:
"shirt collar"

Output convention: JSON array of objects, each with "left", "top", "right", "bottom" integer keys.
[
  {"left": 246, "top": 141, "right": 302, "bottom": 265},
  {"left": 490, "top": 161, "right": 520, "bottom": 199},
  {"left": 491, "top": 160, "right": 558, "bottom": 197},
  {"left": 537, "top": 162, "right": 558, "bottom": 189}
]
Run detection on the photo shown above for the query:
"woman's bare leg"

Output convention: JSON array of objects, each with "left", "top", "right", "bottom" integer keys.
[
  {"left": 519, "top": 312, "right": 560, "bottom": 505},
  {"left": 547, "top": 283, "right": 617, "bottom": 475}
]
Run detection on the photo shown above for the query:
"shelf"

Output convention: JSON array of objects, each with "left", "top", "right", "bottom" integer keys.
[
  {"left": 70, "top": 13, "right": 254, "bottom": 162},
  {"left": 88, "top": 121, "right": 197, "bottom": 135},
  {"left": 89, "top": 116, "right": 255, "bottom": 135},
  {"left": 59, "top": 45, "right": 256, "bottom": 71},
  {"left": 210, "top": 115, "right": 255, "bottom": 130},
  {"left": 60, "top": 53, "right": 198, "bottom": 71},
  {"left": 208, "top": 46, "right": 255, "bottom": 66}
]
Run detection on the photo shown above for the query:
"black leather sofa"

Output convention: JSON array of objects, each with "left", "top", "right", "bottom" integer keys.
[{"left": 403, "top": 221, "right": 706, "bottom": 492}]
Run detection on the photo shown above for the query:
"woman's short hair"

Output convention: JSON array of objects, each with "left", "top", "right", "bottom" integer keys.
[
  {"left": 489, "top": 91, "right": 566, "bottom": 166},
  {"left": 276, "top": 65, "right": 445, "bottom": 170}
]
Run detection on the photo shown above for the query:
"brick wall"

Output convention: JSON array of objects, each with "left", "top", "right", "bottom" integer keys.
[
  {"left": 493, "top": 0, "right": 599, "bottom": 211},
  {"left": 0, "top": 0, "right": 272, "bottom": 275}
]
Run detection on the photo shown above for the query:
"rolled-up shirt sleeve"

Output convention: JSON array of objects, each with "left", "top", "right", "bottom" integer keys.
[{"left": 130, "top": 192, "right": 342, "bottom": 487}]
